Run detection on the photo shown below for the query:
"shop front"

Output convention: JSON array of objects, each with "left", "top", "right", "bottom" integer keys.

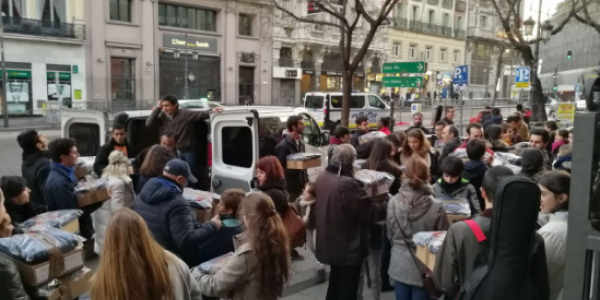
[
  {"left": 1, "top": 70, "right": 33, "bottom": 115},
  {"left": 159, "top": 34, "right": 221, "bottom": 101},
  {"left": 273, "top": 67, "right": 302, "bottom": 105},
  {"left": 320, "top": 70, "right": 343, "bottom": 92},
  {"left": 353, "top": 71, "right": 366, "bottom": 92},
  {"left": 366, "top": 71, "right": 384, "bottom": 94},
  {"left": 47, "top": 71, "right": 72, "bottom": 107}
]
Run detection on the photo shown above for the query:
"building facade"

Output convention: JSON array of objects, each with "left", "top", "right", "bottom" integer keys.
[
  {"left": 86, "top": 0, "right": 272, "bottom": 106},
  {"left": 271, "top": 1, "right": 386, "bottom": 106},
  {"left": 1, "top": 0, "right": 86, "bottom": 115},
  {"left": 386, "top": 0, "right": 467, "bottom": 99}
]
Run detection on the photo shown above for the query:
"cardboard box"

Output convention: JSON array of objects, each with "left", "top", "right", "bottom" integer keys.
[
  {"left": 77, "top": 187, "right": 110, "bottom": 207},
  {"left": 59, "top": 268, "right": 94, "bottom": 299},
  {"left": 416, "top": 245, "right": 437, "bottom": 271},
  {"left": 3, "top": 248, "right": 84, "bottom": 286},
  {"left": 287, "top": 157, "right": 321, "bottom": 170},
  {"left": 447, "top": 214, "right": 469, "bottom": 224},
  {"left": 74, "top": 167, "right": 88, "bottom": 180},
  {"left": 191, "top": 207, "right": 213, "bottom": 223},
  {"left": 363, "top": 182, "right": 390, "bottom": 198},
  {"left": 61, "top": 218, "right": 80, "bottom": 234}
]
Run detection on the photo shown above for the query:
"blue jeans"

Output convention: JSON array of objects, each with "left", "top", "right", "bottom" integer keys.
[
  {"left": 394, "top": 281, "right": 429, "bottom": 300},
  {"left": 180, "top": 150, "right": 198, "bottom": 179}
]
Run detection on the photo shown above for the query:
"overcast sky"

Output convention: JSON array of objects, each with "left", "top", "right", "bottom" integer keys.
[{"left": 522, "top": 0, "right": 563, "bottom": 21}]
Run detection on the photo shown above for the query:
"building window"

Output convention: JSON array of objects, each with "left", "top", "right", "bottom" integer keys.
[
  {"left": 443, "top": 13, "right": 450, "bottom": 27},
  {"left": 159, "top": 3, "right": 217, "bottom": 32},
  {"left": 428, "top": 10, "right": 435, "bottom": 25},
  {"left": 393, "top": 42, "right": 401, "bottom": 57},
  {"left": 457, "top": 16, "right": 463, "bottom": 29},
  {"left": 440, "top": 49, "right": 447, "bottom": 62},
  {"left": 480, "top": 15, "right": 488, "bottom": 28},
  {"left": 109, "top": 0, "right": 131, "bottom": 22},
  {"left": 425, "top": 47, "right": 432, "bottom": 61},
  {"left": 239, "top": 14, "right": 253, "bottom": 36},
  {"left": 454, "top": 50, "right": 460, "bottom": 63},
  {"left": 409, "top": 45, "right": 416, "bottom": 59},
  {"left": 394, "top": 3, "right": 404, "bottom": 18},
  {"left": 239, "top": 67, "right": 255, "bottom": 105},
  {"left": 2, "top": 0, "right": 24, "bottom": 18},
  {"left": 111, "top": 58, "right": 135, "bottom": 100},
  {"left": 412, "top": 5, "right": 419, "bottom": 21}
]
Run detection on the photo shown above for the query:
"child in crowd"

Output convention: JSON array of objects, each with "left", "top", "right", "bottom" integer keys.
[
  {"left": 551, "top": 129, "right": 569, "bottom": 157},
  {"left": 501, "top": 123, "right": 514, "bottom": 146},
  {"left": 196, "top": 189, "right": 245, "bottom": 265},
  {"left": 433, "top": 156, "right": 482, "bottom": 217},
  {"left": 553, "top": 144, "right": 573, "bottom": 172},
  {"left": 295, "top": 182, "right": 325, "bottom": 280}
]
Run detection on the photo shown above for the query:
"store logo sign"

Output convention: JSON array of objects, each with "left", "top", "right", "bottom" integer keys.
[
  {"left": 285, "top": 70, "right": 298, "bottom": 77},
  {"left": 163, "top": 34, "right": 217, "bottom": 52}
]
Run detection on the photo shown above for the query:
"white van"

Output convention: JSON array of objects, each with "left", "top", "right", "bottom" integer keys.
[
  {"left": 61, "top": 106, "right": 330, "bottom": 195},
  {"left": 303, "top": 92, "right": 390, "bottom": 130}
]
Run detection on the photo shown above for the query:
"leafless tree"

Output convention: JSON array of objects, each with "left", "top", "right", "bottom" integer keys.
[
  {"left": 489, "top": 0, "right": 584, "bottom": 121},
  {"left": 573, "top": 0, "right": 600, "bottom": 34},
  {"left": 270, "top": 0, "right": 399, "bottom": 127}
]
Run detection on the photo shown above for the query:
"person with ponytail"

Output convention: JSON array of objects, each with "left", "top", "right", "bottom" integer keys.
[
  {"left": 194, "top": 192, "right": 291, "bottom": 300},
  {"left": 90, "top": 208, "right": 202, "bottom": 300},
  {"left": 387, "top": 157, "right": 449, "bottom": 300}
]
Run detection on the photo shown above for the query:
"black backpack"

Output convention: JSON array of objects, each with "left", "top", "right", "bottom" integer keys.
[{"left": 458, "top": 176, "right": 550, "bottom": 300}]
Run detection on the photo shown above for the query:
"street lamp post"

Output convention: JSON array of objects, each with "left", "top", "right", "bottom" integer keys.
[
  {"left": 0, "top": 0, "right": 8, "bottom": 128},
  {"left": 183, "top": 33, "right": 189, "bottom": 99}
]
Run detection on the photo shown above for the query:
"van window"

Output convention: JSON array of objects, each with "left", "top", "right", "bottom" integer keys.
[
  {"left": 368, "top": 95, "right": 387, "bottom": 109},
  {"left": 330, "top": 95, "right": 365, "bottom": 109},
  {"left": 305, "top": 96, "right": 324, "bottom": 109},
  {"left": 69, "top": 123, "right": 100, "bottom": 157},
  {"left": 301, "top": 114, "right": 320, "bottom": 146},
  {"left": 258, "top": 117, "right": 281, "bottom": 157},
  {"left": 222, "top": 126, "right": 253, "bottom": 168}
]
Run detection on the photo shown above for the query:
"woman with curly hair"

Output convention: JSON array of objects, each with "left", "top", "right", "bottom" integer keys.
[
  {"left": 194, "top": 192, "right": 291, "bottom": 300},
  {"left": 400, "top": 129, "right": 438, "bottom": 177}
]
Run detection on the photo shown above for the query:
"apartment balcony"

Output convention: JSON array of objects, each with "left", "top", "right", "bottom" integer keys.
[
  {"left": 279, "top": 58, "right": 295, "bottom": 67},
  {"left": 409, "top": 21, "right": 453, "bottom": 38},
  {"left": 391, "top": 17, "right": 409, "bottom": 29},
  {"left": 455, "top": 29, "right": 466, "bottom": 39},
  {"left": 456, "top": 0, "right": 467, "bottom": 12},
  {"left": 442, "top": 0, "right": 454, "bottom": 9},
  {"left": 427, "top": 0, "right": 439, "bottom": 4},
  {"left": 2, "top": 17, "right": 85, "bottom": 40},
  {"left": 301, "top": 60, "right": 315, "bottom": 70},
  {"left": 467, "top": 27, "right": 504, "bottom": 41}
]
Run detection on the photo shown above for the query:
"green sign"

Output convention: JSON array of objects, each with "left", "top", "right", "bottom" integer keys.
[
  {"left": 383, "top": 61, "right": 426, "bottom": 74},
  {"left": 383, "top": 76, "right": 424, "bottom": 88},
  {"left": 47, "top": 72, "right": 71, "bottom": 80},
  {"left": 72, "top": 65, "right": 78, "bottom": 74},
  {"left": 6, "top": 70, "right": 31, "bottom": 79},
  {"left": 74, "top": 89, "right": 82, "bottom": 100}
]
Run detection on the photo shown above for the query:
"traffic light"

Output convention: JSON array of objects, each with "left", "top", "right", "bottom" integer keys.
[
  {"left": 553, "top": 84, "right": 558, "bottom": 91},
  {"left": 567, "top": 49, "right": 573, "bottom": 60}
]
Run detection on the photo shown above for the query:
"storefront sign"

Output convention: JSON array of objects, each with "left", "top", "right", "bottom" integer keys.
[
  {"left": 47, "top": 72, "right": 71, "bottom": 81},
  {"left": 273, "top": 67, "right": 302, "bottom": 79},
  {"left": 322, "top": 71, "right": 343, "bottom": 76},
  {"left": 6, "top": 70, "right": 31, "bottom": 79},
  {"left": 557, "top": 103, "right": 575, "bottom": 123},
  {"left": 354, "top": 73, "right": 365, "bottom": 78},
  {"left": 163, "top": 34, "right": 218, "bottom": 52},
  {"left": 303, "top": 70, "right": 315, "bottom": 75},
  {"left": 72, "top": 65, "right": 79, "bottom": 74},
  {"left": 74, "top": 89, "right": 82, "bottom": 100}
]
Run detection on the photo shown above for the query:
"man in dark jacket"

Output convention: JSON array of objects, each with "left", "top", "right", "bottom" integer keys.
[
  {"left": 406, "top": 112, "right": 431, "bottom": 134},
  {"left": 529, "top": 128, "right": 554, "bottom": 170},
  {"left": 441, "top": 106, "right": 455, "bottom": 125},
  {"left": 45, "top": 138, "right": 101, "bottom": 240},
  {"left": 133, "top": 158, "right": 221, "bottom": 266},
  {"left": 350, "top": 116, "right": 369, "bottom": 148},
  {"left": 462, "top": 140, "right": 490, "bottom": 210},
  {"left": 434, "top": 166, "right": 514, "bottom": 296},
  {"left": 275, "top": 115, "right": 308, "bottom": 201},
  {"left": 93, "top": 124, "right": 133, "bottom": 176},
  {"left": 328, "top": 125, "right": 350, "bottom": 161},
  {"left": 315, "top": 144, "right": 387, "bottom": 300},
  {"left": 146, "top": 94, "right": 222, "bottom": 182},
  {"left": 440, "top": 125, "right": 461, "bottom": 164},
  {"left": 17, "top": 129, "right": 50, "bottom": 214}
]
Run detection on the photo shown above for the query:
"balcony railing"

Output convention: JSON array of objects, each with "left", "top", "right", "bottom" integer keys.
[
  {"left": 310, "top": 29, "right": 325, "bottom": 38},
  {"left": 442, "top": 0, "right": 454, "bottom": 9},
  {"left": 279, "top": 58, "right": 294, "bottom": 67},
  {"left": 301, "top": 60, "right": 315, "bottom": 70},
  {"left": 409, "top": 21, "right": 453, "bottom": 38},
  {"left": 427, "top": 0, "right": 439, "bottom": 4},
  {"left": 454, "top": 29, "right": 466, "bottom": 39},
  {"left": 456, "top": 0, "right": 466, "bottom": 12},
  {"left": 392, "top": 17, "right": 409, "bottom": 29},
  {"left": 2, "top": 17, "right": 85, "bottom": 39},
  {"left": 322, "top": 60, "right": 343, "bottom": 72}
]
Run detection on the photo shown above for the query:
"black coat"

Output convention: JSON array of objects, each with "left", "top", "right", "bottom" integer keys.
[
  {"left": 274, "top": 133, "right": 308, "bottom": 196},
  {"left": 93, "top": 139, "right": 133, "bottom": 176},
  {"left": 440, "top": 137, "right": 462, "bottom": 163},
  {"left": 257, "top": 179, "right": 289, "bottom": 218},
  {"left": 4, "top": 201, "right": 36, "bottom": 227},
  {"left": 462, "top": 160, "right": 490, "bottom": 211},
  {"left": 21, "top": 151, "right": 51, "bottom": 214},
  {"left": 406, "top": 125, "right": 431, "bottom": 135},
  {"left": 133, "top": 176, "right": 217, "bottom": 266},
  {"left": 0, "top": 255, "right": 30, "bottom": 300},
  {"left": 350, "top": 130, "right": 368, "bottom": 149}
]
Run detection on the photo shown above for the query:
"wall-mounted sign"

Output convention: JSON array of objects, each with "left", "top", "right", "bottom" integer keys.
[
  {"left": 47, "top": 72, "right": 71, "bottom": 81},
  {"left": 6, "top": 70, "right": 31, "bottom": 79},
  {"left": 273, "top": 67, "right": 302, "bottom": 79},
  {"left": 322, "top": 71, "right": 343, "bottom": 76},
  {"left": 303, "top": 70, "right": 315, "bottom": 75},
  {"left": 285, "top": 70, "right": 298, "bottom": 77},
  {"left": 355, "top": 72, "right": 365, "bottom": 78},
  {"left": 72, "top": 65, "right": 79, "bottom": 74},
  {"left": 163, "top": 34, "right": 218, "bottom": 52}
]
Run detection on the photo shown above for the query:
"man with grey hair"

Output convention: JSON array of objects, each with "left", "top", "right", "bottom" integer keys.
[
  {"left": 407, "top": 112, "right": 431, "bottom": 134},
  {"left": 315, "top": 144, "right": 387, "bottom": 300}
]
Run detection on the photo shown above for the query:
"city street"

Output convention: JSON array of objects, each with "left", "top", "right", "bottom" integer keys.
[{"left": 0, "top": 130, "right": 60, "bottom": 178}]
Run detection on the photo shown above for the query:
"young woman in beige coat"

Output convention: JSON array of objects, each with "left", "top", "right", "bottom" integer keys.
[{"left": 194, "top": 192, "right": 291, "bottom": 300}]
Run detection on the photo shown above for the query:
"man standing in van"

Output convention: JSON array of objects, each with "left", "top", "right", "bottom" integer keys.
[{"left": 146, "top": 94, "right": 222, "bottom": 184}]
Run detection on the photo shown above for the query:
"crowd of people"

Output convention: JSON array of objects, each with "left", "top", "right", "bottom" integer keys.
[{"left": 0, "top": 96, "right": 573, "bottom": 300}]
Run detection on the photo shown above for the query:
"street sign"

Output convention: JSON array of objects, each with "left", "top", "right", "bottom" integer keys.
[
  {"left": 557, "top": 103, "right": 575, "bottom": 123},
  {"left": 453, "top": 65, "right": 468, "bottom": 85},
  {"left": 382, "top": 61, "right": 426, "bottom": 74},
  {"left": 382, "top": 76, "right": 423, "bottom": 88},
  {"left": 515, "top": 66, "right": 530, "bottom": 88},
  {"left": 411, "top": 104, "right": 422, "bottom": 114}
]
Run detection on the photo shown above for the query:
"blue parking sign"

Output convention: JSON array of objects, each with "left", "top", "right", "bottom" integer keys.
[
  {"left": 515, "top": 67, "right": 530, "bottom": 88},
  {"left": 453, "top": 65, "right": 468, "bottom": 85}
]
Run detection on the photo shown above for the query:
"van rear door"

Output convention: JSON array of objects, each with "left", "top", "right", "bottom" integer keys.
[
  {"left": 211, "top": 110, "right": 259, "bottom": 194},
  {"left": 61, "top": 109, "right": 108, "bottom": 169},
  {"left": 304, "top": 94, "right": 326, "bottom": 127}
]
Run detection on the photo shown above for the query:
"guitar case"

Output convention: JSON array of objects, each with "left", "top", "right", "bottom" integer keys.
[{"left": 458, "top": 176, "right": 550, "bottom": 300}]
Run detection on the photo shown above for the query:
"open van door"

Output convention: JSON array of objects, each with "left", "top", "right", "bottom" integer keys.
[
  {"left": 211, "top": 110, "right": 259, "bottom": 194},
  {"left": 61, "top": 109, "right": 107, "bottom": 170}
]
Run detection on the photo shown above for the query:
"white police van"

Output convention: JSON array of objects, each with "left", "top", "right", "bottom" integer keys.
[
  {"left": 61, "top": 106, "right": 330, "bottom": 194},
  {"left": 303, "top": 92, "right": 390, "bottom": 130}
]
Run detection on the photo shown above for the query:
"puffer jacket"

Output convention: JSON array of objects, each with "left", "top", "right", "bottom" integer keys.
[
  {"left": 92, "top": 176, "right": 135, "bottom": 254},
  {"left": 133, "top": 176, "right": 217, "bottom": 266},
  {"left": 0, "top": 254, "right": 30, "bottom": 300},
  {"left": 432, "top": 178, "right": 482, "bottom": 217},
  {"left": 387, "top": 180, "right": 449, "bottom": 287}
]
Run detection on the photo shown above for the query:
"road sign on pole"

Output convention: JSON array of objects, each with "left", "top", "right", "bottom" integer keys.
[
  {"left": 453, "top": 65, "right": 468, "bottom": 85},
  {"left": 382, "top": 76, "right": 423, "bottom": 88},
  {"left": 383, "top": 62, "right": 426, "bottom": 74},
  {"left": 515, "top": 66, "right": 530, "bottom": 89}
]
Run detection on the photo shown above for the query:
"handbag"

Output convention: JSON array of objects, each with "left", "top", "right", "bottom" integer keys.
[
  {"left": 273, "top": 189, "right": 307, "bottom": 248},
  {"left": 392, "top": 212, "right": 442, "bottom": 299}
]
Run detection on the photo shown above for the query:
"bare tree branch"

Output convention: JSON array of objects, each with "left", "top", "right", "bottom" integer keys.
[
  {"left": 269, "top": 0, "right": 342, "bottom": 29},
  {"left": 313, "top": 1, "right": 350, "bottom": 28},
  {"left": 355, "top": 0, "right": 376, "bottom": 25},
  {"left": 575, "top": 0, "right": 600, "bottom": 33}
]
